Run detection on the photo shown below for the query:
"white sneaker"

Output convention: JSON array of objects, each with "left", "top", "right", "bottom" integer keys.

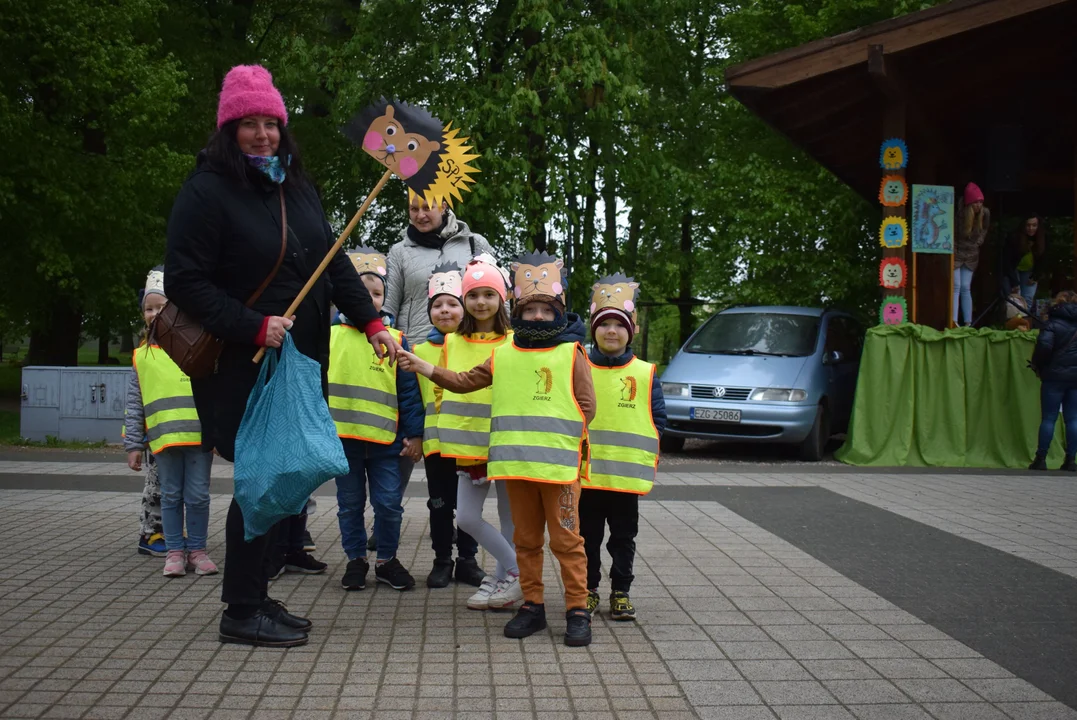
[
  {"left": 487, "top": 575, "right": 523, "bottom": 610},
  {"left": 467, "top": 575, "right": 498, "bottom": 610}
]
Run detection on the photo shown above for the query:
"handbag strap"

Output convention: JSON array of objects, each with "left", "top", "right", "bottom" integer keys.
[{"left": 245, "top": 186, "right": 289, "bottom": 308}]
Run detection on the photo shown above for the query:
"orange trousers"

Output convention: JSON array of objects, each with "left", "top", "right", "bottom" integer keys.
[{"left": 504, "top": 479, "right": 589, "bottom": 611}]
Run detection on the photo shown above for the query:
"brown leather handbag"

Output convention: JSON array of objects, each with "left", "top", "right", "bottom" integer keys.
[{"left": 153, "top": 187, "right": 289, "bottom": 379}]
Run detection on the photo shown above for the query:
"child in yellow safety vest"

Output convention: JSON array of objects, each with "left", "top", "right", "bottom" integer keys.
[
  {"left": 416, "top": 262, "right": 486, "bottom": 591},
  {"left": 330, "top": 249, "right": 423, "bottom": 592},
  {"left": 436, "top": 256, "right": 522, "bottom": 611},
  {"left": 581, "top": 274, "right": 666, "bottom": 621},
  {"left": 399, "top": 251, "right": 596, "bottom": 647},
  {"left": 123, "top": 266, "right": 216, "bottom": 578}
]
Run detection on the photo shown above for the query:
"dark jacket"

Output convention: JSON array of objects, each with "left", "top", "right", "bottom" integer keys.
[
  {"left": 1032, "top": 303, "right": 1077, "bottom": 384},
  {"left": 165, "top": 156, "right": 379, "bottom": 460},
  {"left": 587, "top": 346, "right": 667, "bottom": 434},
  {"left": 332, "top": 314, "right": 424, "bottom": 454},
  {"left": 1000, "top": 229, "right": 1045, "bottom": 292}
]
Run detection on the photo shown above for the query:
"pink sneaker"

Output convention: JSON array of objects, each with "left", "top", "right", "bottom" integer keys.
[
  {"left": 186, "top": 550, "right": 218, "bottom": 576},
  {"left": 163, "top": 550, "right": 187, "bottom": 577}
]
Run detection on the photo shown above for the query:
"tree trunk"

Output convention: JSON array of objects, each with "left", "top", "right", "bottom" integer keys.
[
  {"left": 523, "top": 26, "right": 547, "bottom": 253},
  {"left": 638, "top": 305, "right": 648, "bottom": 361},
  {"left": 603, "top": 159, "right": 618, "bottom": 273},
  {"left": 678, "top": 207, "right": 694, "bottom": 346},
  {"left": 120, "top": 332, "right": 134, "bottom": 354},
  {"left": 575, "top": 138, "right": 601, "bottom": 309},
  {"left": 27, "top": 297, "right": 81, "bottom": 366},
  {"left": 97, "top": 319, "right": 110, "bottom": 365},
  {"left": 625, "top": 205, "right": 641, "bottom": 276}
]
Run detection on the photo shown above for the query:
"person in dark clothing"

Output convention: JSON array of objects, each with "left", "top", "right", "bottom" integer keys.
[
  {"left": 164, "top": 65, "right": 399, "bottom": 648},
  {"left": 580, "top": 275, "right": 666, "bottom": 621},
  {"left": 1000, "top": 214, "right": 1047, "bottom": 311},
  {"left": 1029, "top": 292, "right": 1077, "bottom": 472}
]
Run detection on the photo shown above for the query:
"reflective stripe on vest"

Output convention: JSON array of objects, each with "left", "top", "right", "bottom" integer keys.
[
  {"left": 437, "top": 332, "right": 510, "bottom": 460},
  {"left": 583, "top": 358, "right": 658, "bottom": 494},
  {"left": 413, "top": 340, "right": 444, "bottom": 456},
  {"left": 132, "top": 344, "right": 201, "bottom": 454},
  {"left": 487, "top": 342, "right": 585, "bottom": 484},
  {"left": 328, "top": 325, "right": 401, "bottom": 444}
]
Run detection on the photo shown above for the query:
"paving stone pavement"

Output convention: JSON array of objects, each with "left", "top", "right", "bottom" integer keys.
[{"left": 0, "top": 463, "right": 1075, "bottom": 719}]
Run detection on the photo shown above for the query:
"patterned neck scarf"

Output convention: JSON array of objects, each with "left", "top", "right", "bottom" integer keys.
[{"left": 245, "top": 153, "right": 290, "bottom": 184}]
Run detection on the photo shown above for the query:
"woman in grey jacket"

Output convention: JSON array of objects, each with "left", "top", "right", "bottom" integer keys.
[{"left": 384, "top": 195, "right": 494, "bottom": 343}]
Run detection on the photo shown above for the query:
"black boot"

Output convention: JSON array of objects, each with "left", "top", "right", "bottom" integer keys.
[
  {"left": 504, "top": 603, "right": 547, "bottom": 639},
  {"left": 426, "top": 557, "right": 454, "bottom": 588},
  {"left": 564, "top": 608, "right": 593, "bottom": 647},
  {"left": 1061, "top": 456, "right": 1077, "bottom": 472},
  {"left": 219, "top": 609, "right": 308, "bottom": 648},
  {"left": 454, "top": 556, "right": 486, "bottom": 587},
  {"left": 1030, "top": 453, "right": 1048, "bottom": 471},
  {"left": 261, "top": 598, "right": 313, "bottom": 631}
]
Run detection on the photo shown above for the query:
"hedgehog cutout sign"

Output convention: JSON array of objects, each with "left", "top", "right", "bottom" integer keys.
[
  {"left": 253, "top": 98, "right": 480, "bottom": 363},
  {"left": 879, "top": 258, "right": 907, "bottom": 290}
]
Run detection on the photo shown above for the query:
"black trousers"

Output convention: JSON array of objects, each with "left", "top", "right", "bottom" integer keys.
[
  {"left": 579, "top": 489, "right": 639, "bottom": 593},
  {"left": 424, "top": 453, "right": 478, "bottom": 559},
  {"left": 264, "top": 513, "right": 308, "bottom": 576},
  {"left": 221, "top": 498, "right": 277, "bottom": 607}
]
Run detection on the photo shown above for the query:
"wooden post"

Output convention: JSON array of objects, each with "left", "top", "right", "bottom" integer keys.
[
  {"left": 1073, "top": 141, "right": 1077, "bottom": 284},
  {"left": 870, "top": 46, "right": 908, "bottom": 306}
]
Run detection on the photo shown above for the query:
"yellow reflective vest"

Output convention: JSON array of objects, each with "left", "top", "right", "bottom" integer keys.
[
  {"left": 487, "top": 342, "right": 586, "bottom": 484},
  {"left": 437, "top": 332, "right": 511, "bottom": 460},
  {"left": 583, "top": 357, "right": 658, "bottom": 494},
  {"left": 328, "top": 324, "right": 402, "bottom": 444},
  {"left": 413, "top": 339, "right": 444, "bottom": 457},
  {"left": 132, "top": 344, "right": 201, "bottom": 454}
]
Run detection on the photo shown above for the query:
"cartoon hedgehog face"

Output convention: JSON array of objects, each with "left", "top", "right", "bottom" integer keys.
[
  {"left": 352, "top": 102, "right": 441, "bottom": 181},
  {"left": 349, "top": 247, "right": 387, "bottom": 277},
  {"left": 881, "top": 261, "right": 904, "bottom": 289},
  {"left": 591, "top": 273, "right": 639, "bottom": 316},
  {"left": 428, "top": 262, "right": 462, "bottom": 299},
  {"left": 510, "top": 252, "right": 564, "bottom": 302},
  {"left": 346, "top": 99, "right": 480, "bottom": 208}
]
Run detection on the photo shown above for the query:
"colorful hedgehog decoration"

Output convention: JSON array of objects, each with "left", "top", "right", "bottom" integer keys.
[
  {"left": 620, "top": 376, "right": 638, "bottom": 402},
  {"left": 590, "top": 273, "right": 639, "bottom": 319},
  {"left": 510, "top": 251, "right": 565, "bottom": 305},
  {"left": 344, "top": 98, "right": 480, "bottom": 208},
  {"left": 348, "top": 247, "right": 387, "bottom": 278},
  {"left": 428, "top": 261, "right": 463, "bottom": 300}
]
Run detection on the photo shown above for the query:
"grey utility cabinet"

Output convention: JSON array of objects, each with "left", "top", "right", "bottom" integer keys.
[{"left": 20, "top": 366, "right": 133, "bottom": 443}]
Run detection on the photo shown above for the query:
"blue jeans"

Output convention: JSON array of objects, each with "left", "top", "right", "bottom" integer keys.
[
  {"left": 953, "top": 266, "right": 974, "bottom": 324},
  {"left": 1018, "top": 270, "right": 1037, "bottom": 312},
  {"left": 336, "top": 438, "right": 403, "bottom": 561},
  {"left": 1038, "top": 381, "right": 1077, "bottom": 456},
  {"left": 155, "top": 446, "right": 213, "bottom": 552}
]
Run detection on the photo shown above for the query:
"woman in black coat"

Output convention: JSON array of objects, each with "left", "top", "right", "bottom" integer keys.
[
  {"left": 1029, "top": 291, "right": 1077, "bottom": 472},
  {"left": 165, "top": 65, "right": 399, "bottom": 647}
]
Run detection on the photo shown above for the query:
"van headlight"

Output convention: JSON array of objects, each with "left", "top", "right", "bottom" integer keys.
[
  {"left": 660, "top": 382, "right": 689, "bottom": 398},
  {"left": 750, "top": 388, "right": 807, "bottom": 402}
]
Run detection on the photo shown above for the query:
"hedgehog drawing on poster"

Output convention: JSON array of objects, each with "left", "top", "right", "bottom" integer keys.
[
  {"left": 879, "top": 258, "right": 907, "bottom": 290},
  {"left": 880, "top": 296, "right": 908, "bottom": 325},
  {"left": 880, "top": 138, "right": 908, "bottom": 170},
  {"left": 879, "top": 175, "right": 908, "bottom": 207},
  {"left": 879, "top": 217, "right": 908, "bottom": 248}
]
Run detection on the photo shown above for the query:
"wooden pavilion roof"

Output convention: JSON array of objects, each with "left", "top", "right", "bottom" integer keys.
[{"left": 725, "top": 0, "right": 1077, "bottom": 216}]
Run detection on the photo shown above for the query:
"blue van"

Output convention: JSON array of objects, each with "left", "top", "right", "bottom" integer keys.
[{"left": 659, "top": 306, "right": 864, "bottom": 460}]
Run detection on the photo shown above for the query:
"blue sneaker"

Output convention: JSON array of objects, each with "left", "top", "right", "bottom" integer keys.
[{"left": 138, "top": 533, "right": 166, "bottom": 557}]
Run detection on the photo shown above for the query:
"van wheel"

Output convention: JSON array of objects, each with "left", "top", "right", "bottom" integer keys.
[
  {"left": 660, "top": 435, "right": 685, "bottom": 453},
  {"left": 799, "top": 405, "right": 830, "bottom": 462}
]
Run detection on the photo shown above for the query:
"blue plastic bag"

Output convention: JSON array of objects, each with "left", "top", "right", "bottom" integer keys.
[{"left": 234, "top": 334, "right": 348, "bottom": 541}]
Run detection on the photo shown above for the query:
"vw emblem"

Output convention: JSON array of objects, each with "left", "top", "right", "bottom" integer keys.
[{"left": 712, "top": 387, "right": 726, "bottom": 398}]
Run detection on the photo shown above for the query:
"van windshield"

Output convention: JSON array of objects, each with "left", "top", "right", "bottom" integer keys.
[{"left": 686, "top": 313, "right": 819, "bottom": 357}]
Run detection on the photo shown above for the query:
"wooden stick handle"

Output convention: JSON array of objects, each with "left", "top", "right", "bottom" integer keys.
[{"left": 253, "top": 167, "right": 394, "bottom": 364}]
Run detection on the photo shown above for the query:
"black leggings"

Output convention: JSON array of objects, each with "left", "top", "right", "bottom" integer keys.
[{"left": 424, "top": 454, "right": 478, "bottom": 559}]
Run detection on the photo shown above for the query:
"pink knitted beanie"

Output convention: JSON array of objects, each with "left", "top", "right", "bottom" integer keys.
[
  {"left": 963, "top": 182, "right": 984, "bottom": 205},
  {"left": 217, "top": 65, "right": 288, "bottom": 129}
]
